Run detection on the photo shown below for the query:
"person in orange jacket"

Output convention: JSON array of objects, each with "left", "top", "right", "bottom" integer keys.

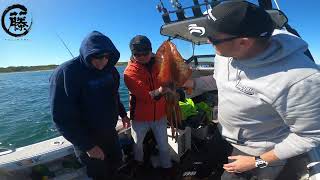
[{"left": 124, "top": 35, "right": 172, "bottom": 174}]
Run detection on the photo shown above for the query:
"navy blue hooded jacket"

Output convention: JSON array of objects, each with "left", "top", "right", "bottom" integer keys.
[{"left": 49, "top": 31, "right": 127, "bottom": 151}]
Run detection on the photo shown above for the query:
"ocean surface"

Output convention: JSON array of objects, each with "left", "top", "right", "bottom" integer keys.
[{"left": 0, "top": 66, "right": 129, "bottom": 149}]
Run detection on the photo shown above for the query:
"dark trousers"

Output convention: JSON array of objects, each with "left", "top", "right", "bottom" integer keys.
[
  {"left": 221, "top": 148, "right": 285, "bottom": 180},
  {"left": 74, "top": 129, "right": 122, "bottom": 180}
]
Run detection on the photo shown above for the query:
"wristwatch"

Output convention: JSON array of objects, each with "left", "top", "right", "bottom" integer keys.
[{"left": 255, "top": 156, "right": 268, "bottom": 168}]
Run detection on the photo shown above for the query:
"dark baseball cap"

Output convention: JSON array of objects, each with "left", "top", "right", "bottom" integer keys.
[
  {"left": 203, "top": 1, "right": 275, "bottom": 38},
  {"left": 129, "top": 35, "right": 152, "bottom": 53}
]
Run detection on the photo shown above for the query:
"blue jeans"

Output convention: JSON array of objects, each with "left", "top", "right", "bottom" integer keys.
[{"left": 131, "top": 117, "right": 172, "bottom": 168}]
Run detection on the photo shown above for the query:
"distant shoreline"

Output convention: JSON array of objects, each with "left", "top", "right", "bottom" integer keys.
[{"left": 0, "top": 62, "right": 128, "bottom": 73}]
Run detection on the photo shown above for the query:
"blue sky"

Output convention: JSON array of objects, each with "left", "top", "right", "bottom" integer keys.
[{"left": 1, "top": 0, "right": 319, "bottom": 67}]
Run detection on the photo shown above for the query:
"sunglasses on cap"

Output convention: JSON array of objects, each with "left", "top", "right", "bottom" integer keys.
[
  {"left": 133, "top": 51, "right": 150, "bottom": 58},
  {"left": 92, "top": 53, "right": 109, "bottom": 60},
  {"left": 207, "top": 36, "right": 240, "bottom": 45}
]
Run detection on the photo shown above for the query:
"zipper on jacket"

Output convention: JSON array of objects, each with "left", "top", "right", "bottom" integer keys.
[
  {"left": 148, "top": 68, "right": 156, "bottom": 122},
  {"left": 228, "top": 57, "right": 232, "bottom": 81}
]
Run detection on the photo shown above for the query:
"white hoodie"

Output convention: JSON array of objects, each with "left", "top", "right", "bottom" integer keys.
[{"left": 194, "top": 30, "right": 320, "bottom": 160}]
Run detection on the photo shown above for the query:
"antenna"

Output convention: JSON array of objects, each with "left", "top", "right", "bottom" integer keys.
[{"left": 56, "top": 33, "right": 74, "bottom": 58}]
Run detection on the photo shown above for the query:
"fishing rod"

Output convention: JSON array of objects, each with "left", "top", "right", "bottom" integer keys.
[
  {"left": 56, "top": 33, "right": 74, "bottom": 58},
  {"left": 273, "top": 0, "right": 280, "bottom": 10}
]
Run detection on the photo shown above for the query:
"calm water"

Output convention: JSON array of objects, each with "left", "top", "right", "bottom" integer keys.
[{"left": 0, "top": 66, "right": 129, "bottom": 149}]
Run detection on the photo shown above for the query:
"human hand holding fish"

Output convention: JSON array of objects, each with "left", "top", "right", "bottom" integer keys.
[
  {"left": 149, "top": 86, "right": 177, "bottom": 100},
  {"left": 155, "top": 40, "right": 192, "bottom": 140}
]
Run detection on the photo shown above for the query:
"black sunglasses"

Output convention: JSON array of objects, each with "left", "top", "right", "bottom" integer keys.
[
  {"left": 92, "top": 53, "right": 109, "bottom": 60},
  {"left": 207, "top": 36, "right": 240, "bottom": 45},
  {"left": 133, "top": 51, "right": 150, "bottom": 57}
]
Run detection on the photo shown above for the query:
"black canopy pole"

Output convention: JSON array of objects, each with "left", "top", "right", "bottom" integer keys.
[{"left": 258, "top": 0, "right": 315, "bottom": 61}]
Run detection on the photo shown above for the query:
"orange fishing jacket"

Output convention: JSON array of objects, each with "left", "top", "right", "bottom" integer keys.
[{"left": 124, "top": 57, "right": 166, "bottom": 122}]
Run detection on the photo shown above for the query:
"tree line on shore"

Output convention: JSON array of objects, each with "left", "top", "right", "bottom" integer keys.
[{"left": 0, "top": 62, "right": 128, "bottom": 73}]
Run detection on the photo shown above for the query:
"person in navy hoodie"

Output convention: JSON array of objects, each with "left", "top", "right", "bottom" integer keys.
[{"left": 49, "top": 31, "right": 130, "bottom": 180}]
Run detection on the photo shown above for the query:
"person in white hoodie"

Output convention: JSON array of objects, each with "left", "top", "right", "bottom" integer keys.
[{"left": 185, "top": 1, "right": 320, "bottom": 179}]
